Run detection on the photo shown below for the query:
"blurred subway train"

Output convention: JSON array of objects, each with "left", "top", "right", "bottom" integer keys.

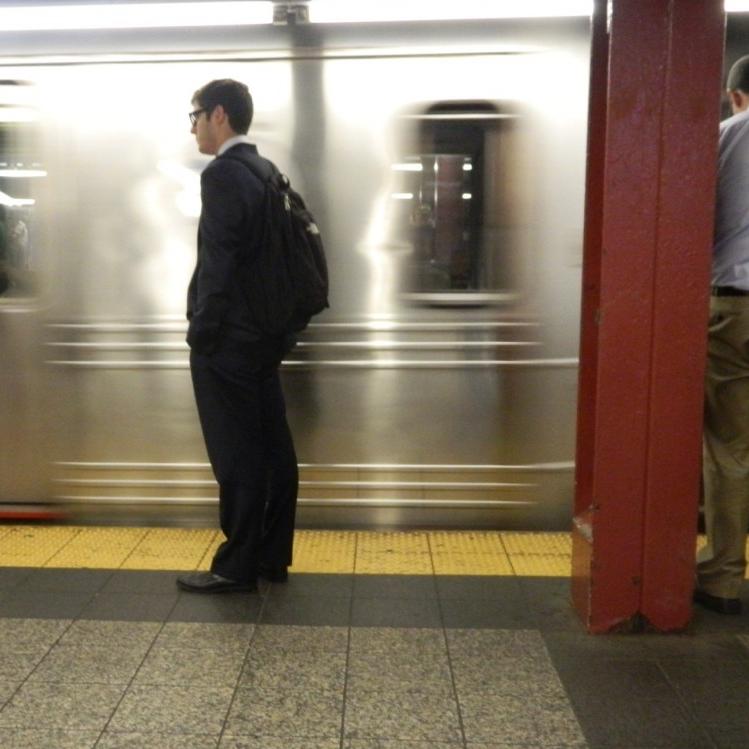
[{"left": 0, "top": 4, "right": 740, "bottom": 529}]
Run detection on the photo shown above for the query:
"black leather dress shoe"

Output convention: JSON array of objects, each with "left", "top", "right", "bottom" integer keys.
[
  {"left": 259, "top": 565, "right": 288, "bottom": 582},
  {"left": 176, "top": 572, "right": 257, "bottom": 594},
  {"left": 693, "top": 588, "right": 742, "bottom": 615}
]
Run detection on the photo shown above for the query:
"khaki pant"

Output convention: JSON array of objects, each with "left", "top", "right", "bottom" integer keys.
[{"left": 697, "top": 295, "right": 749, "bottom": 598}]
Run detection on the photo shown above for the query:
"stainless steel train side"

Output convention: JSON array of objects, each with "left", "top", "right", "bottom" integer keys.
[{"left": 0, "top": 17, "right": 590, "bottom": 528}]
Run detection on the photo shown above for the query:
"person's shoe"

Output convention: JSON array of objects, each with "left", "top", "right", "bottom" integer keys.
[
  {"left": 176, "top": 572, "right": 257, "bottom": 594},
  {"left": 259, "top": 564, "right": 289, "bottom": 583},
  {"left": 693, "top": 588, "right": 742, "bottom": 615}
]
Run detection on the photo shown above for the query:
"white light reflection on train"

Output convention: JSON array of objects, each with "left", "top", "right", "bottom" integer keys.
[
  {"left": 0, "top": 169, "right": 47, "bottom": 178},
  {"left": 0, "top": 107, "right": 37, "bottom": 123},
  {"left": 0, "top": 191, "right": 34, "bottom": 207},
  {"left": 157, "top": 161, "right": 201, "bottom": 218},
  {"left": 308, "top": 0, "right": 594, "bottom": 23},
  {"left": 0, "top": 2, "right": 274, "bottom": 31}
]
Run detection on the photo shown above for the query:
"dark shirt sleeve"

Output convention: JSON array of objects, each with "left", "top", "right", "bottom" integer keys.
[{"left": 187, "top": 159, "right": 263, "bottom": 353}]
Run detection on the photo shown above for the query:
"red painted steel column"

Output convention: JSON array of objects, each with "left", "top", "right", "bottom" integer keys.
[{"left": 572, "top": 0, "right": 724, "bottom": 633}]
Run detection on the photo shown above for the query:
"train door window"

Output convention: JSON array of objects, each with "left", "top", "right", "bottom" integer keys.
[
  {"left": 0, "top": 80, "right": 40, "bottom": 301},
  {"left": 396, "top": 100, "right": 522, "bottom": 305}
]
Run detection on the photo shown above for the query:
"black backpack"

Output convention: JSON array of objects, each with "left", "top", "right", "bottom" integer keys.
[{"left": 225, "top": 154, "right": 329, "bottom": 336}]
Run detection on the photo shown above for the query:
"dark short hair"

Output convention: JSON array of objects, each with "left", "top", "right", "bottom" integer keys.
[
  {"left": 727, "top": 55, "right": 749, "bottom": 94},
  {"left": 192, "top": 79, "right": 253, "bottom": 134}
]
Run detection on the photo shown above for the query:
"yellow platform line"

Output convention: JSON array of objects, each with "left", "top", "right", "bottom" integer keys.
[
  {"left": 196, "top": 531, "right": 224, "bottom": 571},
  {"left": 291, "top": 530, "right": 356, "bottom": 573},
  {"left": 355, "top": 531, "right": 433, "bottom": 574},
  {"left": 0, "top": 527, "right": 718, "bottom": 576},
  {"left": 0, "top": 526, "right": 81, "bottom": 567},
  {"left": 429, "top": 531, "right": 513, "bottom": 575},
  {"left": 120, "top": 528, "right": 217, "bottom": 570},
  {"left": 46, "top": 527, "right": 149, "bottom": 569},
  {"left": 501, "top": 532, "right": 572, "bottom": 578}
]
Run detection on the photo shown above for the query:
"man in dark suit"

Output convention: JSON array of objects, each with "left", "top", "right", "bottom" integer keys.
[{"left": 177, "top": 79, "right": 298, "bottom": 594}]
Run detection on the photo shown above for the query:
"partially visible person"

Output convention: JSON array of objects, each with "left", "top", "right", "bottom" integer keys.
[
  {"left": 8, "top": 216, "right": 29, "bottom": 269},
  {"left": 695, "top": 54, "right": 749, "bottom": 615},
  {"left": 177, "top": 79, "right": 298, "bottom": 594}
]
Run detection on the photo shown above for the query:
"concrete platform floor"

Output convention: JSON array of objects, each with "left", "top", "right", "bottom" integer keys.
[{"left": 0, "top": 528, "right": 746, "bottom": 749}]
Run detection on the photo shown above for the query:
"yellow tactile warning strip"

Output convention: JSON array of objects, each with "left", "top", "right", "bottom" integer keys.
[
  {"left": 355, "top": 531, "right": 433, "bottom": 574},
  {"left": 290, "top": 531, "right": 356, "bottom": 574},
  {"left": 46, "top": 527, "right": 149, "bottom": 569},
  {"left": 197, "top": 532, "right": 224, "bottom": 572},
  {"left": 0, "top": 526, "right": 723, "bottom": 576},
  {"left": 121, "top": 529, "right": 218, "bottom": 571},
  {"left": 430, "top": 531, "right": 513, "bottom": 575},
  {"left": 0, "top": 526, "right": 79, "bottom": 567},
  {"left": 501, "top": 532, "right": 572, "bottom": 577}
]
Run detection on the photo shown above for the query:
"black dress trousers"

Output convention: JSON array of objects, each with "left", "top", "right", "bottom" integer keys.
[{"left": 190, "top": 337, "right": 298, "bottom": 583}]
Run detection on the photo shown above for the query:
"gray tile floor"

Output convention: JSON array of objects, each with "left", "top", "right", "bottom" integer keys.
[{"left": 0, "top": 571, "right": 747, "bottom": 748}]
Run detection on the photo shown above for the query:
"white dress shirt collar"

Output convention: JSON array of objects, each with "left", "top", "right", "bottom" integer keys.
[{"left": 217, "top": 134, "right": 253, "bottom": 156}]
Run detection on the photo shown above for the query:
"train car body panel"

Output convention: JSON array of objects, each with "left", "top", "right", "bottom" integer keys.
[{"left": 0, "top": 17, "right": 590, "bottom": 527}]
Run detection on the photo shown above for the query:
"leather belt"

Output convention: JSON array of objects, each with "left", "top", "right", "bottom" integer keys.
[{"left": 711, "top": 285, "right": 749, "bottom": 297}]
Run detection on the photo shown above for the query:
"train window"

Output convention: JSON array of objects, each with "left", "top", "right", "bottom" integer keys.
[
  {"left": 395, "top": 100, "right": 523, "bottom": 305},
  {"left": 0, "top": 80, "right": 39, "bottom": 301}
]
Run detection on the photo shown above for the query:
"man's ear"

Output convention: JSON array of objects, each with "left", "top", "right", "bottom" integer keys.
[
  {"left": 211, "top": 104, "right": 227, "bottom": 124},
  {"left": 728, "top": 89, "right": 749, "bottom": 113}
]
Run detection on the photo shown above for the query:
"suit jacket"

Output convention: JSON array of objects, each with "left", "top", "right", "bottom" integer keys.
[{"left": 186, "top": 142, "right": 273, "bottom": 353}]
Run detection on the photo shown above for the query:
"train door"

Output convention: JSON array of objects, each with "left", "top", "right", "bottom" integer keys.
[{"left": 394, "top": 100, "right": 529, "bottom": 303}]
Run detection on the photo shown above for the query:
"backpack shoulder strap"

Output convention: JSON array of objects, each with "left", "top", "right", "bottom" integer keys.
[{"left": 221, "top": 151, "right": 278, "bottom": 187}]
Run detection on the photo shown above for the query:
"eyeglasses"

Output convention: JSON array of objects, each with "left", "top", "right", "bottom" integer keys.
[{"left": 189, "top": 108, "right": 206, "bottom": 126}]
